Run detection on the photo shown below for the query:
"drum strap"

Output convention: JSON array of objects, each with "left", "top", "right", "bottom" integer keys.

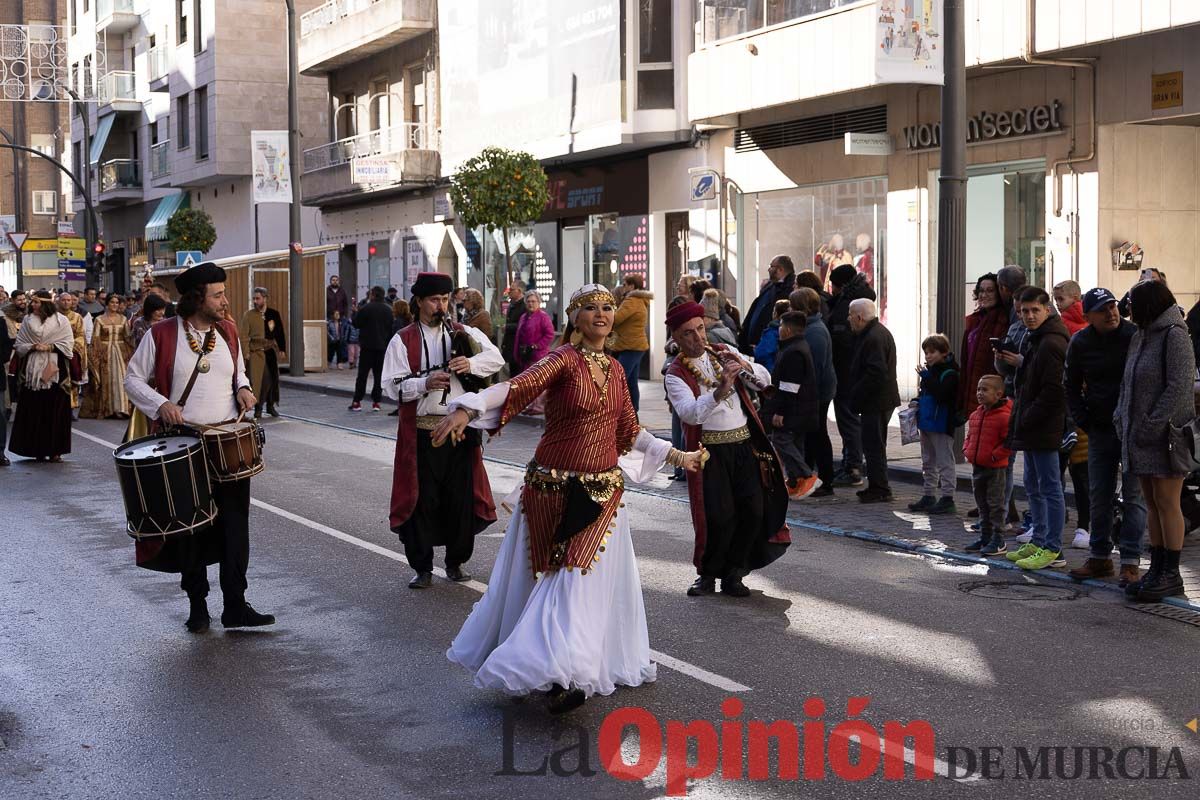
[{"left": 176, "top": 346, "right": 210, "bottom": 410}]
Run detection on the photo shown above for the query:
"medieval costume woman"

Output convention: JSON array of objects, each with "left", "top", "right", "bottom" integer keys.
[
  {"left": 82, "top": 294, "right": 134, "bottom": 419},
  {"left": 434, "top": 284, "right": 704, "bottom": 714},
  {"left": 9, "top": 292, "right": 75, "bottom": 461}
]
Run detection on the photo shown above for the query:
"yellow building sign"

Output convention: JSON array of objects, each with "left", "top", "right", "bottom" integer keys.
[
  {"left": 23, "top": 238, "right": 60, "bottom": 252},
  {"left": 1152, "top": 72, "right": 1183, "bottom": 110}
]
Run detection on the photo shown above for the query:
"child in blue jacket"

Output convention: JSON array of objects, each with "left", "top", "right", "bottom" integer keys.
[{"left": 908, "top": 334, "right": 961, "bottom": 514}]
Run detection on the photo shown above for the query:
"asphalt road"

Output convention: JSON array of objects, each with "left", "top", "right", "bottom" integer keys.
[{"left": 2, "top": 390, "right": 1198, "bottom": 799}]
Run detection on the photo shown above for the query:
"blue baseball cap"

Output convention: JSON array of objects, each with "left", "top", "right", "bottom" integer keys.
[{"left": 1082, "top": 287, "right": 1118, "bottom": 313}]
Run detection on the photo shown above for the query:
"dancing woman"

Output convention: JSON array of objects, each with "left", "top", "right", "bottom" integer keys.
[{"left": 433, "top": 284, "right": 705, "bottom": 714}]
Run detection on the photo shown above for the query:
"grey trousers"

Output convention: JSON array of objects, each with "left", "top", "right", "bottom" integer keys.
[{"left": 920, "top": 431, "right": 956, "bottom": 496}]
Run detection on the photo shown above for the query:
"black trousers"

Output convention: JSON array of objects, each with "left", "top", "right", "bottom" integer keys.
[
  {"left": 804, "top": 400, "right": 835, "bottom": 485},
  {"left": 353, "top": 347, "right": 386, "bottom": 404},
  {"left": 860, "top": 409, "right": 892, "bottom": 491},
  {"left": 700, "top": 440, "right": 764, "bottom": 580},
  {"left": 398, "top": 428, "right": 479, "bottom": 573},
  {"left": 181, "top": 478, "right": 251, "bottom": 603}
]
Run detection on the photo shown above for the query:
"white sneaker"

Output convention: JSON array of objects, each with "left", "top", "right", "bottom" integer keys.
[
  {"left": 1015, "top": 530, "right": 1033, "bottom": 543},
  {"left": 1070, "top": 528, "right": 1090, "bottom": 549}
]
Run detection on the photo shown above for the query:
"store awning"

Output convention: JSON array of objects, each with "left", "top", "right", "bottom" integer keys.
[
  {"left": 88, "top": 114, "right": 115, "bottom": 165},
  {"left": 145, "top": 191, "right": 189, "bottom": 242}
]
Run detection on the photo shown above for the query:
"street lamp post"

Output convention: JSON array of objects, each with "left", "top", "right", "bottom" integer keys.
[
  {"left": 0, "top": 125, "right": 24, "bottom": 292},
  {"left": 935, "top": 0, "right": 967, "bottom": 353},
  {"left": 59, "top": 85, "right": 97, "bottom": 280},
  {"left": 285, "top": 0, "right": 305, "bottom": 377}
]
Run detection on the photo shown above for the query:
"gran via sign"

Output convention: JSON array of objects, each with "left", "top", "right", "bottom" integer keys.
[{"left": 903, "top": 100, "right": 1064, "bottom": 151}]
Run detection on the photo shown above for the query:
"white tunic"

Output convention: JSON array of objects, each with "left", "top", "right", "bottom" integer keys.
[
  {"left": 445, "top": 383, "right": 671, "bottom": 698},
  {"left": 124, "top": 317, "right": 250, "bottom": 426},
  {"left": 380, "top": 322, "right": 504, "bottom": 417},
  {"left": 664, "top": 351, "right": 770, "bottom": 431}
]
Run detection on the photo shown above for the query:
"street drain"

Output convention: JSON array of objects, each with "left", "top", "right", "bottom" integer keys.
[
  {"left": 1127, "top": 603, "right": 1200, "bottom": 628},
  {"left": 958, "top": 580, "right": 1081, "bottom": 601}
]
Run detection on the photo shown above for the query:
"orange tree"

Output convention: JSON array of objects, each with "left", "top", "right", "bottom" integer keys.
[
  {"left": 448, "top": 147, "right": 549, "bottom": 315},
  {"left": 165, "top": 207, "right": 217, "bottom": 255}
]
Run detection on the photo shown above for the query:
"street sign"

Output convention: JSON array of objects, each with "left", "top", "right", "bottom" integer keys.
[
  {"left": 688, "top": 167, "right": 719, "bottom": 202},
  {"left": 844, "top": 131, "right": 894, "bottom": 156},
  {"left": 176, "top": 250, "right": 204, "bottom": 268},
  {"left": 6, "top": 232, "right": 28, "bottom": 251},
  {"left": 57, "top": 237, "right": 85, "bottom": 260}
]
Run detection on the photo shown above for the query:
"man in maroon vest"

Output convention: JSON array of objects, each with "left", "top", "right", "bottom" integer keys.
[
  {"left": 664, "top": 302, "right": 791, "bottom": 598},
  {"left": 125, "top": 262, "right": 275, "bottom": 633},
  {"left": 382, "top": 273, "right": 504, "bottom": 588}
]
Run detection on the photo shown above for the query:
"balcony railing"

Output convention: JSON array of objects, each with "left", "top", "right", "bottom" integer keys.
[
  {"left": 99, "top": 158, "right": 142, "bottom": 193},
  {"left": 148, "top": 45, "right": 170, "bottom": 84},
  {"left": 302, "top": 122, "right": 436, "bottom": 172},
  {"left": 301, "top": 0, "right": 383, "bottom": 38},
  {"left": 98, "top": 71, "right": 137, "bottom": 106},
  {"left": 151, "top": 141, "right": 171, "bottom": 179}
]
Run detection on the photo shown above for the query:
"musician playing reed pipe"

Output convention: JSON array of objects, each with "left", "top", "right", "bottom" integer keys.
[
  {"left": 382, "top": 272, "right": 504, "bottom": 589},
  {"left": 663, "top": 301, "right": 792, "bottom": 599}
]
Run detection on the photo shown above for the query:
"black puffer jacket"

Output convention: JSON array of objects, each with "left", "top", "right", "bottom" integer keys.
[
  {"left": 847, "top": 318, "right": 901, "bottom": 414},
  {"left": 352, "top": 300, "right": 396, "bottom": 350},
  {"left": 763, "top": 336, "right": 819, "bottom": 433},
  {"left": 826, "top": 274, "right": 877, "bottom": 388},
  {"left": 1064, "top": 319, "right": 1136, "bottom": 435},
  {"left": 1008, "top": 314, "right": 1070, "bottom": 451}
]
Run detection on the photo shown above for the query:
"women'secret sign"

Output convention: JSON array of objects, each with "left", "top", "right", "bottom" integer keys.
[{"left": 903, "top": 100, "right": 1064, "bottom": 150}]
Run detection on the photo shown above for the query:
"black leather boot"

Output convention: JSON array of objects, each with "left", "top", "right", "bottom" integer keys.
[
  {"left": 1125, "top": 546, "right": 1164, "bottom": 598},
  {"left": 547, "top": 683, "right": 586, "bottom": 714},
  {"left": 185, "top": 596, "right": 210, "bottom": 633},
  {"left": 1137, "top": 548, "right": 1184, "bottom": 602}
]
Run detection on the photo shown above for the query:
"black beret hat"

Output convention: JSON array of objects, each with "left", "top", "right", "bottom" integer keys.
[{"left": 175, "top": 262, "right": 226, "bottom": 295}]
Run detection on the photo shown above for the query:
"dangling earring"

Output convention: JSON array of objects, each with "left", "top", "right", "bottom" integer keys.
[{"left": 569, "top": 329, "right": 584, "bottom": 347}]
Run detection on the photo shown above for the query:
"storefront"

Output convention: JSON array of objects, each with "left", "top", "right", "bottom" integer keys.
[
  {"left": 724, "top": 64, "right": 1081, "bottom": 393},
  {"left": 465, "top": 155, "right": 651, "bottom": 331}
]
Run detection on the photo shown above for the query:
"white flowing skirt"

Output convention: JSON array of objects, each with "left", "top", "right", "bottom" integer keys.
[{"left": 446, "top": 498, "right": 657, "bottom": 698}]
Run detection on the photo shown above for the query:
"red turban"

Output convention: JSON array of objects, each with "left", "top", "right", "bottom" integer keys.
[{"left": 666, "top": 301, "right": 705, "bottom": 332}]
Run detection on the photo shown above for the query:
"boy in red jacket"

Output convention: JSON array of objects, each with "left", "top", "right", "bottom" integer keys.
[{"left": 963, "top": 375, "right": 1013, "bottom": 556}]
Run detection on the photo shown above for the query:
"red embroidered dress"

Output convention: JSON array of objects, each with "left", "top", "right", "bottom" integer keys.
[{"left": 496, "top": 345, "right": 640, "bottom": 575}]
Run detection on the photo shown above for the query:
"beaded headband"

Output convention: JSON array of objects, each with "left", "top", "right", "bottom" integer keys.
[{"left": 566, "top": 284, "right": 616, "bottom": 315}]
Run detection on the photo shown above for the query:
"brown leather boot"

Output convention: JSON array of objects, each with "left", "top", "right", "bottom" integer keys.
[
  {"left": 1068, "top": 557, "right": 1114, "bottom": 581},
  {"left": 1118, "top": 564, "right": 1140, "bottom": 587}
]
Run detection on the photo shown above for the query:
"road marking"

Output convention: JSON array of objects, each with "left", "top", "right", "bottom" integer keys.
[{"left": 73, "top": 426, "right": 751, "bottom": 694}]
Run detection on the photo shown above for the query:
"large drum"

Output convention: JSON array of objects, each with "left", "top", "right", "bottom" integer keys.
[
  {"left": 114, "top": 434, "right": 217, "bottom": 540},
  {"left": 201, "top": 420, "right": 265, "bottom": 482}
]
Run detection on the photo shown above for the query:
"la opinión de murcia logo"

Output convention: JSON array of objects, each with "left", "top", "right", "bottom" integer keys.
[
  {"left": 498, "top": 699, "right": 1195, "bottom": 795},
  {"left": 500, "top": 697, "right": 938, "bottom": 795}
]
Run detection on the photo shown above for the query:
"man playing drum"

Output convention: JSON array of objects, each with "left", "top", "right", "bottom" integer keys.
[{"left": 125, "top": 262, "right": 275, "bottom": 633}]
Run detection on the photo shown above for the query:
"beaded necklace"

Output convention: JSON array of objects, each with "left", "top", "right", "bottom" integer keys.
[
  {"left": 185, "top": 324, "right": 217, "bottom": 374},
  {"left": 682, "top": 351, "right": 735, "bottom": 408},
  {"left": 574, "top": 343, "right": 611, "bottom": 397}
]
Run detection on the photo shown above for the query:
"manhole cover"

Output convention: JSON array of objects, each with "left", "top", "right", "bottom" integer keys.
[{"left": 958, "top": 580, "right": 1080, "bottom": 601}]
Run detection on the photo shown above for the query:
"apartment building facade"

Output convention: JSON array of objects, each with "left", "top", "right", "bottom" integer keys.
[
  {"left": 66, "top": 0, "right": 327, "bottom": 291},
  {"left": 687, "top": 0, "right": 1200, "bottom": 393},
  {"left": 298, "top": 0, "right": 444, "bottom": 307},
  {"left": 0, "top": 1, "right": 72, "bottom": 290}
]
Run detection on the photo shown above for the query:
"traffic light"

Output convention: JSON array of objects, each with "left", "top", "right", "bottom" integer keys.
[{"left": 89, "top": 241, "right": 106, "bottom": 279}]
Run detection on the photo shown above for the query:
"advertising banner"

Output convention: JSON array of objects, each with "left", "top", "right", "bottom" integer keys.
[
  {"left": 252, "top": 130, "right": 293, "bottom": 204},
  {"left": 875, "top": 0, "right": 944, "bottom": 86}
]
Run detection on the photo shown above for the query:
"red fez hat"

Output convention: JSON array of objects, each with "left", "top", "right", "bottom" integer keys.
[{"left": 666, "top": 301, "right": 705, "bottom": 332}]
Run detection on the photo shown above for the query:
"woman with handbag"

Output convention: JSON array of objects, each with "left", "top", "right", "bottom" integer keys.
[
  {"left": 1116, "top": 280, "right": 1197, "bottom": 602},
  {"left": 512, "top": 290, "right": 555, "bottom": 374},
  {"left": 9, "top": 291, "right": 74, "bottom": 462}
]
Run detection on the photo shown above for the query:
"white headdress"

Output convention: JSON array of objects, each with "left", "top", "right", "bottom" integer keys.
[{"left": 566, "top": 283, "right": 616, "bottom": 325}]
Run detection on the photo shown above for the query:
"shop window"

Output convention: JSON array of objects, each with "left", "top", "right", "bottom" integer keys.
[
  {"left": 481, "top": 224, "right": 560, "bottom": 325},
  {"left": 588, "top": 213, "right": 650, "bottom": 292},
  {"left": 697, "top": 0, "right": 861, "bottom": 44},
  {"left": 750, "top": 176, "right": 887, "bottom": 315},
  {"left": 964, "top": 162, "right": 1046, "bottom": 290}
]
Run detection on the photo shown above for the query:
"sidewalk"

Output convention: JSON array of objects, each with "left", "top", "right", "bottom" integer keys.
[{"left": 280, "top": 369, "right": 1013, "bottom": 491}]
